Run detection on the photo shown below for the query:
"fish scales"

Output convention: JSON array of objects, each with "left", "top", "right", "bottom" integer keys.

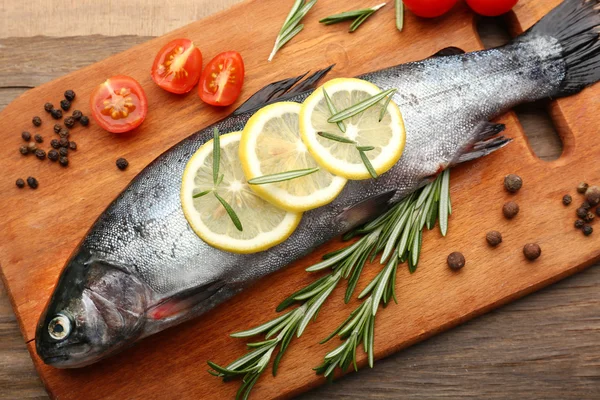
[{"left": 35, "top": 0, "right": 600, "bottom": 368}]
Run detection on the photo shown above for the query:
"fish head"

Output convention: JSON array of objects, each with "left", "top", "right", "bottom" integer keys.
[{"left": 36, "top": 247, "right": 149, "bottom": 368}]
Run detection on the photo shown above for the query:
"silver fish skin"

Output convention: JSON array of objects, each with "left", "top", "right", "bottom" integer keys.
[{"left": 36, "top": 0, "right": 600, "bottom": 368}]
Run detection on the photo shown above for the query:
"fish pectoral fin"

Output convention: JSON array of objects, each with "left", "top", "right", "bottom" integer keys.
[
  {"left": 335, "top": 190, "right": 397, "bottom": 232},
  {"left": 456, "top": 135, "right": 512, "bottom": 164},
  {"left": 232, "top": 65, "right": 334, "bottom": 116},
  {"left": 431, "top": 46, "right": 465, "bottom": 57},
  {"left": 146, "top": 281, "right": 225, "bottom": 320}
]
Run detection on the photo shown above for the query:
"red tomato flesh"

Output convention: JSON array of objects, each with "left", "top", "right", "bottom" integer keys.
[
  {"left": 90, "top": 75, "right": 148, "bottom": 133},
  {"left": 466, "top": 0, "right": 518, "bottom": 17},
  {"left": 403, "top": 0, "right": 458, "bottom": 18},
  {"left": 198, "top": 51, "right": 245, "bottom": 107},
  {"left": 151, "top": 38, "right": 202, "bottom": 94}
]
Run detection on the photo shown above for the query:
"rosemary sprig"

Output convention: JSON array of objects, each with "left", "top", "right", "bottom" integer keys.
[
  {"left": 209, "top": 170, "right": 452, "bottom": 397},
  {"left": 317, "top": 132, "right": 378, "bottom": 179},
  {"left": 248, "top": 167, "right": 320, "bottom": 185},
  {"left": 319, "top": 3, "right": 386, "bottom": 33},
  {"left": 323, "top": 88, "right": 346, "bottom": 133},
  {"left": 191, "top": 128, "right": 243, "bottom": 231},
  {"left": 328, "top": 88, "right": 397, "bottom": 123},
  {"left": 268, "top": 0, "right": 317, "bottom": 62},
  {"left": 395, "top": 0, "right": 404, "bottom": 32},
  {"left": 315, "top": 170, "right": 451, "bottom": 380}
]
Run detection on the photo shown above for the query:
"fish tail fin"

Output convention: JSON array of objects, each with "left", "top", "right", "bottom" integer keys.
[{"left": 525, "top": 0, "right": 600, "bottom": 96}]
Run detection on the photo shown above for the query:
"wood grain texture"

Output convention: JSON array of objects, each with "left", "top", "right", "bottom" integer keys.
[
  {"left": 0, "top": 0, "right": 598, "bottom": 398},
  {"left": 0, "top": 0, "right": 239, "bottom": 37}
]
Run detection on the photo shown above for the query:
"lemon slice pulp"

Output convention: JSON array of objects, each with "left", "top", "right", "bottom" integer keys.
[
  {"left": 239, "top": 101, "right": 347, "bottom": 212},
  {"left": 181, "top": 131, "right": 301, "bottom": 254},
  {"left": 299, "top": 78, "right": 406, "bottom": 180}
]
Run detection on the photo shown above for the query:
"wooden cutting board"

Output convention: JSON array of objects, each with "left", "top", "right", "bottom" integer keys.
[{"left": 0, "top": 0, "right": 598, "bottom": 398}]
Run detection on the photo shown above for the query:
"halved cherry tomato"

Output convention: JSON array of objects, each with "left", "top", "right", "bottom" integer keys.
[
  {"left": 403, "top": 0, "right": 458, "bottom": 18},
  {"left": 198, "top": 51, "right": 245, "bottom": 107},
  {"left": 151, "top": 38, "right": 202, "bottom": 94},
  {"left": 90, "top": 76, "right": 148, "bottom": 133},
  {"left": 466, "top": 0, "right": 518, "bottom": 17}
]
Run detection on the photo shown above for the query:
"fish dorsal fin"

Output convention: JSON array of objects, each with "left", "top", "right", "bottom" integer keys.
[
  {"left": 147, "top": 280, "right": 225, "bottom": 320},
  {"left": 432, "top": 46, "right": 465, "bottom": 57},
  {"left": 232, "top": 65, "right": 335, "bottom": 116},
  {"left": 336, "top": 190, "right": 397, "bottom": 232}
]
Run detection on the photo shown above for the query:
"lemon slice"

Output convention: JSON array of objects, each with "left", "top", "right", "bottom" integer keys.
[
  {"left": 181, "top": 131, "right": 301, "bottom": 254},
  {"left": 239, "top": 102, "right": 347, "bottom": 213},
  {"left": 299, "top": 78, "right": 406, "bottom": 180}
]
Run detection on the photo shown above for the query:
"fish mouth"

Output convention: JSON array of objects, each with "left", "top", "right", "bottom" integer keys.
[{"left": 37, "top": 341, "right": 93, "bottom": 368}]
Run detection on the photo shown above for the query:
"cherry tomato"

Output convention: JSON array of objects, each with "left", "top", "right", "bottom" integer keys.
[
  {"left": 466, "top": 0, "right": 518, "bottom": 17},
  {"left": 90, "top": 76, "right": 148, "bottom": 133},
  {"left": 151, "top": 38, "right": 202, "bottom": 94},
  {"left": 198, "top": 51, "right": 245, "bottom": 107},
  {"left": 403, "top": 0, "right": 458, "bottom": 18}
]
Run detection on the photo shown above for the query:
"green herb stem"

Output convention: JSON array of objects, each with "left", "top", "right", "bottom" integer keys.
[
  {"left": 268, "top": 0, "right": 317, "bottom": 62},
  {"left": 214, "top": 192, "right": 243, "bottom": 232},
  {"left": 395, "top": 0, "right": 404, "bottom": 32},
  {"left": 248, "top": 168, "right": 320, "bottom": 185},
  {"left": 328, "top": 88, "right": 397, "bottom": 123},
  {"left": 319, "top": 3, "right": 386, "bottom": 33}
]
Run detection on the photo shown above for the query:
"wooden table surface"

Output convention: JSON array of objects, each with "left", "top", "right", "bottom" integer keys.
[{"left": 0, "top": 1, "right": 598, "bottom": 399}]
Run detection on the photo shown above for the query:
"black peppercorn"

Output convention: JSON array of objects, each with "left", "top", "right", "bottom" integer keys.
[
  {"left": 584, "top": 211, "right": 595, "bottom": 223},
  {"left": 27, "top": 142, "right": 37, "bottom": 152},
  {"left": 58, "top": 147, "right": 68, "bottom": 157},
  {"left": 34, "top": 134, "right": 43, "bottom": 143},
  {"left": 79, "top": 115, "right": 89, "bottom": 126},
  {"left": 48, "top": 149, "right": 59, "bottom": 162},
  {"left": 60, "top": 99, "right": 71, "bottom": 111},
  {"left": 50, "top": 139, "right": 60, "bottom": 149},
  {"left": 26, "top": 176, "right": 38, "bottom": 189},
  {"left": 59, "top": 156, "right": 69, "bottom": 167},
  {"left": 576, "top": 207, "right": 588, "bottom": 219},
  {"left": 577, "top": 182, "right": 588, "bottom": 194},
  {"left": 575, "top": 219, "right": 585, "bottom": 229},
  {"left": 50, "top": 108, "right": 63, "bottom": 119},
  {"left": 19, "top": 145, "right": 29, "bottom": 155},
  {"left": 44, "top": 103, "right": 54, "bottom": 113},
  {"left": 447, "top": 252, "right": 465, "bottom": 271},
  {"left": 585, "top": 186, "right": 600, "bottom": 207},
  {"left": 116, "top": 158, "right": 129, "bottom": 170},
  {"left": 523, "top": 243, "right": 541, "bottom": 261},
  {"left": 58, "top": 128, "right": 69, "bottom": 138},
  {"left": 504, "top": 174, "right": 523, "bottom": 193},
  {"left": 583, "top": 224, "right": 593, "bottom": 236},
  {"left": 15, "top": 178, "right": 25, "bottom": 188},
  {"left": 486, "top": 231, "right": 502, "bottom": 247},
  {"left": 64, "top": 116, "right": 75, "bottom": 128},
  {"left": 503, "top": 201, "right": 519, "bottom": 219},
  {"left": 35, "top": 149, "right": 46, "bottom": 160},
  {"left": 581, "top": 201, "right": 591, "bottom": 210},
  {"left": 21, "top": 131, "right": 31, "bottom": 141},
  {"left": 32, "top": 116, "right": 42, "bottom": 127},
  {"left": 58, "top": 137, "right": 69, "bottom": 148},
  {"left": 72, "top": 110, "right": 83, "bottom": 120},
  {"left": 69, "top": 141, "right": 77, "bottom": 150},
  {"left": 53, "top": 124, "right": 61, "bottom": 134},
  {"left": 64, "top": 90, "right": 76, "bottom": 101},
  {"left": 562, "top": 194, "right": 572, "bottom": 206}
]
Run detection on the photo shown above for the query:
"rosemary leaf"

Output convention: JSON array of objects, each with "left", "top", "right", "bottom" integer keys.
[
  {"left": 356, "top": 145, "right": 375, "bottom": 152},
  {"left": 439, "top": 169, "right": 450, "bottom": 236},
  {"left": 214, "top": 192, "right": 243, "bottom": 231},
  {"left": 349, "top": 10, "right": 374, "bottom": 32},
  {"left": 268, "top": 0, "right": 317, "bottom": 61},
  {"left": 317, "top": 131, "right": 356, "bottom": 144},
  {"left": 297, "top": 277, "right": 339, "bottom": 336},
  {"left": 323, "top": 88, "right": 346, "bottom": 133},
  {"left": 192, "top": 189, "right": 213, "bottom": 199},
  {"left": 328, "top": 88, "right": 397, "bottom": 123},
  {"left": 395, "top": 0, "right": 404, "bottom": 32},
  {"left": 231, "top": 310, "right": 294, "bottom": 338},
  {"left": 359, "top": 150, "right": 378, "bottom": 179},
  {"left": 213, "top": 128, "right": 220, "bottom": 186},
  {"left": 248, "top": 167, "right": 319, "bottom": 185},
  {"left": 319, "top": 9, "right": 374, "bottom": 24},
  {"left": 378, "top": 92, "right": 394, "bottom": 122}
]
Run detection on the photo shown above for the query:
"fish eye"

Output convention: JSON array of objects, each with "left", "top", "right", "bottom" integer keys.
[{"left": 48, "top": 314, "right": 71, "bottom": 341}]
